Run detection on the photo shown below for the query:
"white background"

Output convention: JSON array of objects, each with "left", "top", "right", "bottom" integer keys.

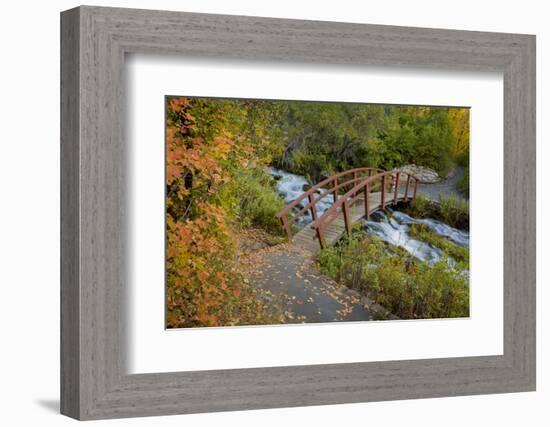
[
  {"left": 0, "top": 0, "right": 547, "bottom": 426},
  {"left": 128, "top": 57, "right": 503, "bottom": 373}
]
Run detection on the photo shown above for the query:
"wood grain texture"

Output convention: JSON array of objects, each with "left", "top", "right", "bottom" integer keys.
[
  {"left": 60, "top": 6, "right": 536, "bottom": 420},
  {"left": 60, "top": 7, "right": 80, "bottom": 419}
]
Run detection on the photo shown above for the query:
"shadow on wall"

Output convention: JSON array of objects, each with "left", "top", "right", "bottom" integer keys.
[{"left": 35, "top": 399, "right": 59, "bottom": 414}]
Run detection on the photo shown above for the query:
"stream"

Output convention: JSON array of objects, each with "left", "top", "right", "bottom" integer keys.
[
  {"left": 269, "top": 167, "right": 469, "bottom": 266},
  {"left": 364, "top": 210, "right": 468, "bottom": 265},
  {"left": 269, "top": 167, "right": 334, "bottom": 226}
]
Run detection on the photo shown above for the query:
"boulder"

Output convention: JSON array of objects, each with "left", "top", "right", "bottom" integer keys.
[{"left": 392, "top": 164, "right": 441, "bottom": 183}]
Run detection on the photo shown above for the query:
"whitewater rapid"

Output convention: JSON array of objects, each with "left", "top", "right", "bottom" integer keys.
[
  {"left": 269, "top": 167, "right": 334, "bottom": 226},
  {"left": 364, "top": 210, "right": 468, "bottom": 264}
]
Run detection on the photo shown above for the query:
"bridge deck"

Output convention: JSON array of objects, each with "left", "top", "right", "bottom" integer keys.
[{"left": 291, "top": 191, "right": 408, "bottom": 254}]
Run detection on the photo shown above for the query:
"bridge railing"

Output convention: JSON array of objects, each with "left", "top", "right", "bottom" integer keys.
[
  {"left": 276, "top": 167, "right": 384, "bottom": 239},
  {"left": 309, "top": 171, "right": 420, "bottom": 248}
]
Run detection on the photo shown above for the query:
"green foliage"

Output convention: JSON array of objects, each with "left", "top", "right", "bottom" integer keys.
[
  {"left": 448, "top": 108, "right": 470, "bottom": 165},
  {"left": 406, "top": 193, "right": 469, "bottom": 230},
  {"left": 272, "top": 102, "right": 385, "bottom": 180},
  {"left": 458, "top": 166, "right": 469, "bottom": 197},
  {"left": 405, "top": 193, "right": 437, "bottom": 217},
  {"left": 408, "top": 223, "right": 469, "bottom": 267},
  {"left": 437, "top": 193, "right": 469, "bottom": 230},
  {"left": 218, "top": 169, "right": 286, "bottom": 236},
  {"left": 383, "top": 107, "right": 455, "bottom": 175},
  {"left": 272, "top": 103, "right": 462, "bottom": 180},
  {"left": 453, "top": 119, "right": 469, "bottom": 197},
  {"left": 317, "top": 235, "right": 469, "bottom": 319},
  {"left": 165, "top": 96, "right": 470, "bottom": 327}
]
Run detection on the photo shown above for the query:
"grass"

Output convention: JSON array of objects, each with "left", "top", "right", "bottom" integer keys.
[
  {"left": 457, "top": 166, "right": 469, "bottom": 197},
  {"left": 405, "top": 193, "right": 469, "bottom": 230},
  {"left": 317, "top": 233, "right": 469, "bottom": 320},
  {"left": 219, "top": 169, "right": 287, "bottom": 236},
  {"left": 408, "top": 223, "right": 469, "bottom": 268}
]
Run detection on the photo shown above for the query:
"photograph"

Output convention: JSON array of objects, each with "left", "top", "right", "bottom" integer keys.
[
  {"left": 1, "top": 1, "right": 540, "bottom": 423},
  {"left": 165, "top": 96, "right": 470, "bottom": 328}
]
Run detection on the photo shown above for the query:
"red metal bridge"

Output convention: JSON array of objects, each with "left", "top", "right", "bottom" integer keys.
[{"left": 277, "top": 168, "right": 420, "bottom": 253}]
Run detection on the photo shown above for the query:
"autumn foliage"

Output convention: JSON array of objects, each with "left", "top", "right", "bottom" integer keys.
[
  {"left": 165, "top": 96, "right": 470, "bottom": 328},
  {"left": 165, "top": 97, "right": 275, "bottom": 328}
]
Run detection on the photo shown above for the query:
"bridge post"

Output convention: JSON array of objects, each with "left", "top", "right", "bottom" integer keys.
[
  {"left": 279, "top": 217, "right": 292, "bottom": 240},
  {"left": 381, "top": 175, "right": 386, "bottom": 208},
  {"left": 308, "top": 193, "right": 318, "bottom": 221},
  {"left": 343, "top": 200, "right": 352, "bottom": 236},
  {"left": 393, "top": 172, "right": 400, "bottom": 204},
  {"left": 404, "top": 175, "right": 410, "bottom": 200},
  {"left": 364, "top": 181, "right": 370, "bottom": 219},
  {"left": 316, "top": 226, "right": 326, "bottom": 249},
  {"left": 332, "top": 178, "right": 338, "bottom": 203}
]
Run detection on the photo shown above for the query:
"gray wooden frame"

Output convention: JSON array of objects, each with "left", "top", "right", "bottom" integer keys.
[{"left": 60, "top": 5, "right": 536, "bottom": 420}]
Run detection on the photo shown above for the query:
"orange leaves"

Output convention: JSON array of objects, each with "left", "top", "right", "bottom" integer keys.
[
  {"left": 169, "top": 97, "right": 191, "bottom": 111},
  {"left": 166, "top": 134, "right": 229, "bottom": 197},
  {"left": 164, "top": 97, "right": 275, "bottom": 328},
  {"left": 165, "top": 97, "right": 255, "bottom": 202},
  {"left": 166, "top": 163, "right": 183, "bottom": 187},
  {"left": 166, "top": 203, "right": 241, "bottom": 327},
  {"left": 165, "top": 204, "right": 269, "bottom": 328},
  {"left": 210, "top": 135, "right": 233, "bottom": 158},
  {"left": 168, "top": 97, "right": 196, "bottom": 136}
]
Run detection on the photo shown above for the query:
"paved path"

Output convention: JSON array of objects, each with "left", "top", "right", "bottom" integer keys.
[
  {"left": 243, "top": 188, "right": 417, "bottom": 323},
  {"left": 243, "top": 190, "right": 413, "bottom": 323},
  {"left": 418, "top": 166, "right": 466, "bottom": 201},
  {"left": 244, "top": 243, "right": 370, "bottom": 324}
]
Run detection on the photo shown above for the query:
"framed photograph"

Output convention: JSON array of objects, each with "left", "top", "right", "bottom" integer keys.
[{"left": 61, "top": 6, "right": 536, "bottom": 420}]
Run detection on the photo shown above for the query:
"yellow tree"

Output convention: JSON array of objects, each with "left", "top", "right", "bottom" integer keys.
[{"left": 448, "top": 108, "right": 470, "bottom": 163}]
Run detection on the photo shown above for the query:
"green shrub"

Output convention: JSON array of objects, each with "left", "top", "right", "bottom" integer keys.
[
  {"left": 437, "top": 193, "right": 469, "bottom": 230},
  {"left": 405, "top": 193, "right": 469, "bottom": 230},
  {"left": 317, "top": 235, "right": 469, "bottom": 319},
  {"left": 406, "top": 193, "right": 436, "bottom": 218},
  {"left": 239, "top": 174, "right": 286, "bottom": 234},
  {"left": 270, "top": 103, "right": 464, "bottom": 183},
  {"left": 218, "top": 169, "right": 286, "bottom": 235},
  {"left": 408, "top": 223, "right": 469, "bottom": 267},
  {"left": 457, "top": 166, "right": 469, "bottom": 197}
]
